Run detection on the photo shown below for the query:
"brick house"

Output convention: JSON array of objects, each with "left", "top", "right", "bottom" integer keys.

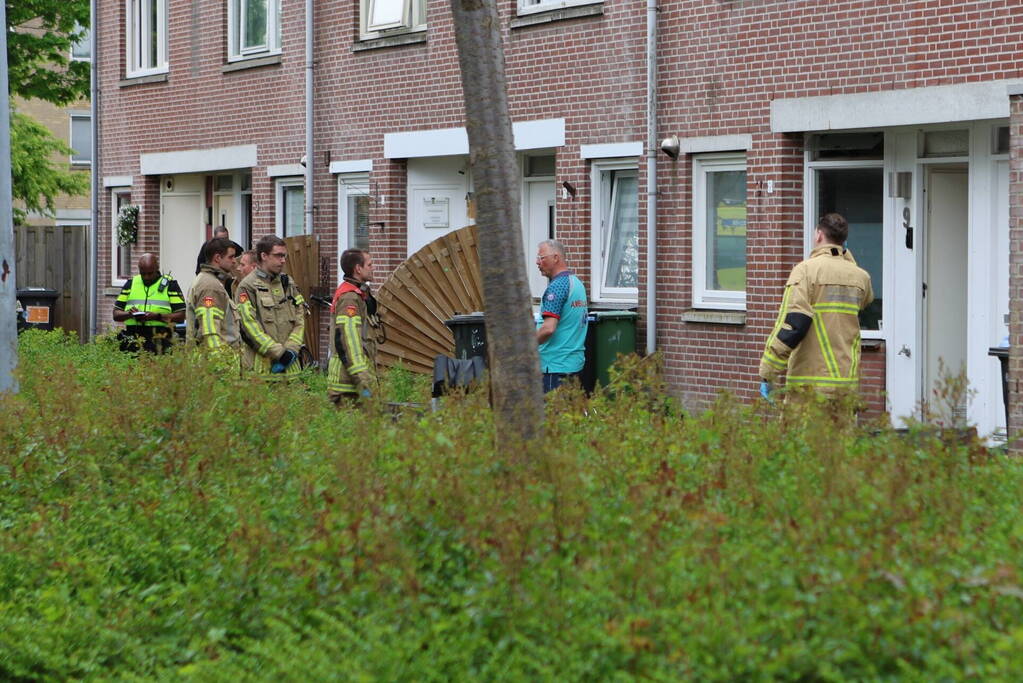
[{"left": 95, "top": 0, "right": 1023, "bottom": 439}]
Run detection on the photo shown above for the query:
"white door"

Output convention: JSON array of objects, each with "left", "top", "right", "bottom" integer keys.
[
  {"left": 160, "top": 174, "right": 205, "bottom": 295},
  {"left": 923, "top": 165, "right": 969, "bottom": 419},
  {"left": 523, "top": 180, "right": 555, "bottom": 297}
]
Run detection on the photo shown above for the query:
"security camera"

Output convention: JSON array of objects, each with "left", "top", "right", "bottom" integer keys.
[{"left": 660, "top": 135, "right": 680, "bottom": 159}]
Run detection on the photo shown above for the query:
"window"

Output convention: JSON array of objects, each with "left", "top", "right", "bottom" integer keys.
[
  {"left": 338, "top": 174, "right": 371, "bottom": 252},
  {"left": 692, "top": 153, "right": 747, "bottom": 309},
  {"left": 69, "top": 113, "right": 92, "bottom": 166},
  {"left": 518, "top": 0, "right": 601, "bottom": 15},
  {"left": 591, "top": 160, "right": 638, "bottom": 300},
  {"left": 126, "top": 0, "right": 167, "bottom": 77},
  {"left": 111, "top": 189, "right": 132, "bottom": 284},
  {"left": 71, "top": 27, "right": 91, "bottom": 61},
  {"left": 228, "top": 0, "right": 281, "bottom": 61},
  {"left": 277, "top": 179, "right": 307, "bottom": 238},
  {"left": 360, "top": 0, "right": 426, "bottom": 40}
]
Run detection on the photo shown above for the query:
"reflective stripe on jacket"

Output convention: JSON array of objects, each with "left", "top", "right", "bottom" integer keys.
[{"left": 760, "top": 245, "right": 873, "bottom": 391}]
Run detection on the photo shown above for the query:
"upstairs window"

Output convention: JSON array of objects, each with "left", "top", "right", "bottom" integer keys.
[
  {"left": 126, "top": 0, "right": 167, "bottom": 77},
  {"left": 360, "top": 0, "right": 426, "bottom": 40},
  {"left": 71, "top": 27, "right": 91, "bottom": 61},
  {"left": 518, "top": 0, "right": 601, "bottom": 15},
  {"left": 228, "top": 0, "right": 281, "bottom": 60},
  {"left": 69, "top": 113, "right": 92, "bottom": 166}
]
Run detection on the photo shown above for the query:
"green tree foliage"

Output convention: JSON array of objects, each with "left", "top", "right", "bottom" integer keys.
[
  {"left": 6, "top": 0, "right": 91, "bottom": 224},
  {"left": 7, "top": 0, "right": 90, "bottom": 106}
]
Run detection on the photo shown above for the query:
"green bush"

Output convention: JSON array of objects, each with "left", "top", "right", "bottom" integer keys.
[{"left": 1, "top": 330, "right": 1022, "bottom": 680}]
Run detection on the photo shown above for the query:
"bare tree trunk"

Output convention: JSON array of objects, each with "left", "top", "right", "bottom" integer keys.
[{"left": 449, "top": 0, "right": 544, "bottom": 454}]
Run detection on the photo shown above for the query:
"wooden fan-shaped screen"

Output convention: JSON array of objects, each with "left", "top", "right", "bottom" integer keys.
[{"left": 376, "top": 225, "right": 483, "bottom": 373}]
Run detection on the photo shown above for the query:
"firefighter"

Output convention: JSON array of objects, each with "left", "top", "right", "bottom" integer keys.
[
  {"left": 759, "top": 212, "right": 873, "bottom": 398},
  {"left": 186, "top": 237, "right": 239, "bottom": 351},
  {"left": 327, "top": 249, "right": 384, "bottom": 405},
  {"left": 112, "top": 253, "right": 186, "bottom": 354},
  {"left": 236, "top": 235, "right": 306, "bottom": 375}
]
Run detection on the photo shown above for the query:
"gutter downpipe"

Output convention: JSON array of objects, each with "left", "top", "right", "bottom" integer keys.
[
  {"left": 304, "top": 0, "right": 314, "bottom": 238},
  {"left": 89, "top": 0, "right": 99, "bottom": 339},
  {"left": 645, "top": 0, "right": 657, "bottom": 354}
]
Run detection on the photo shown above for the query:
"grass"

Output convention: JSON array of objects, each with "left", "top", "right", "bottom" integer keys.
[{"left": 1, "top": 329, "right": 1022, "bottom": 680}]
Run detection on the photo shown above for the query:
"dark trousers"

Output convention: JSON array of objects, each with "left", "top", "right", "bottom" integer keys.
[
  {"left": 543, "top": 372, "right": 580, "bottom": 394},
  {"left": 118, "top": 327, "right": 173, "bottom": 354}
]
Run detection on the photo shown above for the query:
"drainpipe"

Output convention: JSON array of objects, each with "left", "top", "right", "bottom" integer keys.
[
  {"left": 89, "top": 0, "right": 99, "bottom": 339},
  {"left": 304, "top": 0, "right": 314, "bottom": 236},
  {"left": 645, "top": 0, "right": 658, "bottom": 354}
]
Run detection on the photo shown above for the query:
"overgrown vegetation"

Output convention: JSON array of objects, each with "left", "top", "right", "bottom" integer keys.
[{"left": 2, "top": 330, "right": 1023, "bottom": 679}]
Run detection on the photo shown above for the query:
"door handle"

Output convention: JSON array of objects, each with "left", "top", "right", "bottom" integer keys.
[{"left": 898, "top": 345, "right": 911, "bottom": 358}]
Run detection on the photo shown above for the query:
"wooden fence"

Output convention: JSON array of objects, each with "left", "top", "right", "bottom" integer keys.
[{"left": 14, "top": 223, "right": 89, "bottom": 339}]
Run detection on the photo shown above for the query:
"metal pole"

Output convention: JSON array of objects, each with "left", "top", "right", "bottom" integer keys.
[
  {"left": 88, "top": 0, "right": 99, "bottom": 340},
  {"left": 645, "top": 0, "right": 658, "bottom": 355},
  {"left": 0, "top": 0, "right": 19, "bottom": 393},
  {"left": 304, "top": 0, "right": 314, "bottom": 236}
]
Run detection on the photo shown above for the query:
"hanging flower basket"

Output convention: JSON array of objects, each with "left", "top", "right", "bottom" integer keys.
[{"left": 116, "top": 204, "right": 140, "bottom": 246}]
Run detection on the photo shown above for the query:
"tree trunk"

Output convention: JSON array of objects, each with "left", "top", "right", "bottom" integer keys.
[{"left": 448, "top": 0, "right": 544, "bottom": 455}]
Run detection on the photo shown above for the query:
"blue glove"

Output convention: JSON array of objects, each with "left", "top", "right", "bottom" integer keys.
[
  {"left": 271, "top": 349, "right": 297, "bottom": 374},
  {"left": 759, "top": 380, "right": 772, "bottom": 400},
  {"left": 360, "top": 388, "right": 372, "bottom": 398}
]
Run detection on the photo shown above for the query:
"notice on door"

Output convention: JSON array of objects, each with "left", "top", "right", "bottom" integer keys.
[{"left": 423, "top": 197, "right": 450, "bottom": 229}]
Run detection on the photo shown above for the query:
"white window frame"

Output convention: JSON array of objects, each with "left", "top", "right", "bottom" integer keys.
[
  {"left": 590, "top": 158, "right": 639, "bottom": 302},
  {"left": 692, "top": 152, "right": 747, "bottom": 310},
  {"left": 360, "top": 0, "right": 426, "bottom": 41},
  {"left": 804, "top": 156, "right": 885, "bottom": 340},
  {"left": 227, "top": 0, "right": 282, "bottom": 62},
  {"left": 275, "top": 177, "right": 307, "bottom": 238},
  {"left": 110, "top": 187, "right": 133, "bottom": 286},
  {"left": 517, "top": 0, "right": 601, "bottom": 16},
  {"left": 125, "top": 0, "right": 168, "bottom": 78},
  {"left": 338, "top": 173, "right": 371, "bottom": 254},
  {"left": 69, "top": 112, "right": 92, "bottom": 166}
]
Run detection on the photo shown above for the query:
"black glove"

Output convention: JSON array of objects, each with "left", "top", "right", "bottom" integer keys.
[{"left": 271, "top": 349, "right": 298, "bottom": 373}]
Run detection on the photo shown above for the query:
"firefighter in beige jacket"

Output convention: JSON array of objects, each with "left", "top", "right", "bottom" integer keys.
[
  {"left": 186, "top": 238, "right": 240, "bottom": 351},
  {"left": 327, "top": 249, "right": 383, "bottom": 404},
  {"left": 760, "top": 213, "right": 873, "bottom": 396},
  {"left": 236, "top": 236, "right": 306, "bottom": 375}
]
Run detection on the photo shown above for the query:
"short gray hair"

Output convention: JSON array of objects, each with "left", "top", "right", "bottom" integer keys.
[{"left": 537, "top": 239, "right": 566, "bottom": 259}]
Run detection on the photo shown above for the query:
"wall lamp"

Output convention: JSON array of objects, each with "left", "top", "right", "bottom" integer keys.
[{"left": 660, "top": 135, "right": 680, "bottom": 159}]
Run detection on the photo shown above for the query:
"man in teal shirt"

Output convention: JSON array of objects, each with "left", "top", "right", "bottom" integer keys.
[{"left": 535, "top": 240, "right": 588, "bottom": 393}]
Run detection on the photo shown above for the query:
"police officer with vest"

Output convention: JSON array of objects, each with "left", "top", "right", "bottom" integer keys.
[
  {"left": 327, "top": 249, "right": 384, "bottom": 405},
  {"left": 113, "top": 253, "right": 186, "bottom": 353},
  {"left": 236, "top": 235, "right": 306, "bottom": 375},
  {"left": 760, "top": 213, "right": 873, "bottom": 398},
  {"left": 186, "top": 238, "right": 239, "bottom": 351}
]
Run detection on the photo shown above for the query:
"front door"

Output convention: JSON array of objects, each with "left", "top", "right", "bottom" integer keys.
[
  {"left": 524, "top": 179, "right": 555, "bottom": 297},
  {"left": 922, "top": 165, "right": 969, "bottom": 419},
  {"left": 160, "top": 174, "right": 205, "bottom": 295}
]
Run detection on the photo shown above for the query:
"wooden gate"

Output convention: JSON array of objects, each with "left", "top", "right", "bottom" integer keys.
[{"left": 14, "top": 223, "right": 89, "bottom": 339}]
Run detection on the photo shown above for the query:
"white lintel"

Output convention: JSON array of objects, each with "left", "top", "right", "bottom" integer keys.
[
  {"left": 580, "top": 142, "right": 643, "bottom": 159},
  {"left": 329, "top": 159, "right": 374, "bottom": 174},
  {"left": 267, "top": 164, "right": 304, "bottom": 178},
  {"left": 680, "top": 134, "right": 753, "bottom": 154},
  {"left": 103, "top": 175, "right": 133, "bottom": 188}
]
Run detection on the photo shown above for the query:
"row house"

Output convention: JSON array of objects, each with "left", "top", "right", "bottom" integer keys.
[{"left": 94, "top": 0, "right": 1023, "bottom": 440}]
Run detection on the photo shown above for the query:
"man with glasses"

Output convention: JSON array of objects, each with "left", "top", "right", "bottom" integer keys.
[
  {"left": 236, "top": 235, "right": 306, "bottom": 375},
  {"left": 535, "top": 240, "right": 588, "bottom": 393}
]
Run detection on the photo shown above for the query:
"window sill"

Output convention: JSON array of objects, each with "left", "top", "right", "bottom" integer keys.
[
  {"left": 682, "top": 309, "right": 746, "bottom": 325},
  {"left": 353, "top": 32, "right": 427, "bottom": 52},
  {"left": 510, "top": 2, "right": 603, "bottom": 28},
  {"left": 222, "top": 54, "right": 282, "bottom": 73},
  {"left": 119, "top": 72, "right": 168, "bottom": 87},
  {"left": 861, "top": 338, "right": 884, "bottom": 350}
]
